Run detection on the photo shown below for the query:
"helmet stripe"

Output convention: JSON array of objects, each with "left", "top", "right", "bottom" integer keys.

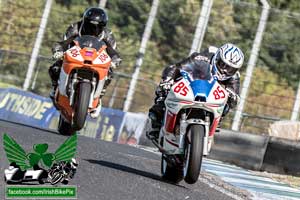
[
  {"left": 231, "top": 48, "right": 242, "bottom": 63},
  {"left": 224, "top": 46, "right": 234, "bottom": 58}
]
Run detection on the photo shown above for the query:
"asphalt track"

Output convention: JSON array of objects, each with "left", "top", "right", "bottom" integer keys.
[{"left": 0, "top": 120, "right": 244, "bottom": 200}]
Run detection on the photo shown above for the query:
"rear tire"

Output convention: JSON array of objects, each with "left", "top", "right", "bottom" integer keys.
[
  {"left": 161, "top": 154, "right": 183, "bottom": 184},
  {"left": 73, "top": 82, "right": 91, "bottom": 130},
  {"left": 58, "top": 115, "right": 74, "bottom": 135},
  {"left": 184, "top": 125, "right": 204, "bottom": 184}
]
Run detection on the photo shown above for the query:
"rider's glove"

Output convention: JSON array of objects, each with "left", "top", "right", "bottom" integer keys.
[
  {"left": 159, "top": 76, "right": 174, "bottom": 91},
  {"left": 52, "top": 51, "right": 64, "bottom": 60},
  {"left": 111, "top": 56, "right": 122, "bottom": 69},
  {"left": 226, "top": 88, "right": 240, "bottom": 108}
]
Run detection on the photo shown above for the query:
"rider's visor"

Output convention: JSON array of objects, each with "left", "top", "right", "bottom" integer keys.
[{"left": 216, "top": 59, "right": 238, "bottom": 76}]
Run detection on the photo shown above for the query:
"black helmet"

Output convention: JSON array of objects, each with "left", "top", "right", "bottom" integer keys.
[{"left": 81, "top": 7, "right": 108, "bottom": 36}]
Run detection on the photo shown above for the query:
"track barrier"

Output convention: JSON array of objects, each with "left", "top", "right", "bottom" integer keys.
[
  {"left": 261, "top": 137, "right": 300, "bottom": 176},
  {"left": 0, "top": 88, "right": 146, "bottom": 145},
  {"left": 208, "top": 130, "right": 269, "bottom": 171}
]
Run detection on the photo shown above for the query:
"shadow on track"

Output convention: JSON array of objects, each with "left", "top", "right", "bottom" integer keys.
[{"left": 85, "top": 159, "right": 186, "bottom": 188}]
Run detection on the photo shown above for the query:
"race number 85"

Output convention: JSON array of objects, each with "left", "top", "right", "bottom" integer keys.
[
  {"left": 213, "top": 86, "right": 225, "bottom": 100},
  {"left": 174, "top": 82, "right": 189, "bottom": 96}
]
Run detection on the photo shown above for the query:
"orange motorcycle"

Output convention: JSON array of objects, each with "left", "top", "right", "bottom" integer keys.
[{"left": 54, "top": 35, "right": 112, "bottom": 135}]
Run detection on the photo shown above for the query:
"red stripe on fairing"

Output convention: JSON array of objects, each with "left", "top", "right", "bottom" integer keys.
[
  {"left": 206, "top": 104, "right": 221, "bottom": 107},
  {"left": 165, "top": 111, "right": 177, "bottom": 133},
  {"left": 180, "top": 101, "right": 193, "bottom": 104},
  {"left": 209, "top": 117, "right": 220, "bottom": 136},
  {"left": 166, "top": 138, "right": 179, "bottom": 147}
]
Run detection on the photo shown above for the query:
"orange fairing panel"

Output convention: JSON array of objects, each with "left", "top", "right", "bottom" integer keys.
[{"left": 63, "top": 46, "right": 111, "bottom": 80}]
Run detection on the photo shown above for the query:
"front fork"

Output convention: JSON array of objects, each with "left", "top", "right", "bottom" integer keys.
[
  {"left": 69, "top": 73, "right": 78, "bottom": 107},
  {"left": 178, "top": 113, "right": 210, "bottom": 156},
  {"left": 179, "top": 113, "right": 187, "bottom": 152},
  {"left": 69, "top": 73, "right": 96, "bottom": 108}
]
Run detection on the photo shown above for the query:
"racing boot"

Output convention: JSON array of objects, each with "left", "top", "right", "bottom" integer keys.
[
  {"left": 49, "top": 84, "right": 57, "bottom": 101},
  {"left": 216, "top": 104, "right": 230, "bottom": 132},
  {"left": 147, "top": 98, "right": 165, "bottom": 140},
  {"left": 49, "top": 77, "right": 60, "bottom": 110},
  {"left": 48, "top": 62, "right": 61, "bottom": 102},
  {"left": 92, "top": 77, "right": 111, "bottom": 119},
  {"left": 148, "top": 113, "right": 161, "bottom": 140},
  {"left": 91, "top": 100, "right": 102, "bottom": 119}
]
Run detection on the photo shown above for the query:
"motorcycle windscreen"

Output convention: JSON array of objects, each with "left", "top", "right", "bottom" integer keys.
[
  {"left": 74, "top": 35, "right": 106, "bottom": 51},
  {"left": 181, "top": 62, "right": 214, "bottom": 101},
  {"left": 181, "top": 61, "right": 212, "bottom": 81}
]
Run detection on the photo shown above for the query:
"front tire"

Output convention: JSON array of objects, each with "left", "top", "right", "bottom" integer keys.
[
  {"left": 73, "top": 82, "right": 91, "bottom": 130},
  {"left": 58, "top": 115, "right": 74, "bottom": 135},
  {"left": 184, "top": 125, "right": 204, "bottom": 184}
]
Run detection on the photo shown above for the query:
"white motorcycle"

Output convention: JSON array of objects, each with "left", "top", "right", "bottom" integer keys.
[{"left": 147, "top": 65, "right": 229, "bottom": 184}]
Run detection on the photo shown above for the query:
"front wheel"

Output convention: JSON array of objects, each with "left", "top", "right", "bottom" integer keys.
[
  {"left": 73, "top": 82, "right": 91, "bottom": 130},
  {"left": 184, "top": 125, "right": 205, "bottom": 184},
  {"left": 58, "top": 115, "right": 74, "bottom": 135}
]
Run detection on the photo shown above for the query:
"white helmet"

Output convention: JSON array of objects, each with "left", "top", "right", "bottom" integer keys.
[{"left": 212, "top": 43, "right": 244, "bottom": 81}]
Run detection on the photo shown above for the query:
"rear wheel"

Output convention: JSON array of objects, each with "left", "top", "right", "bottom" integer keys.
[
  {"left": 184, "top": 125, "right": 204, "bottom": 184},
  {"left": 73, "top": 82, "right": 91, "bottom": 130},
  {"left": 161, "top": 154, "right": 183, "bottom": 184},
  {"left": 58, "top": 115, "right": 74, "bottom": 135}
]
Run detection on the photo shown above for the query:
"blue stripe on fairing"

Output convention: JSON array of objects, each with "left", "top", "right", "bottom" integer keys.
[
  {"left": 190, "top": 79, "right": 215, "bottom": 98},
  {"left": 180, "top": 71, "right": 192, "bottom": 83},
  {"left": 180, "top": 71, "right": 216, "bottom": 99}
]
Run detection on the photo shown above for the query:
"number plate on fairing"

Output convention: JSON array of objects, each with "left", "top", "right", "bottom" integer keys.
[
  {"left": 66, "top": 46, "right": 84, "bottom": 62},
  {"left": 207, "top": 83, "right": 228, "bottom": 104},
  {"left": 93, "top": 51, "right": 111, "bottom": 65},
  {"left": 170, "top": 79, "right": 194, "bottom": 101}
]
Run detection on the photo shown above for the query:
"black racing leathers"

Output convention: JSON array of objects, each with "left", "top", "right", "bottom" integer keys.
[
  {"left": 149, "top": 51, "right": 241, "bottom": 131},
  {"left": 49, "top": 21, "right": 121, "bottom": 86},
  {"left": 160, "top": 51, "right": 240, "bottom": 109},
  {"left": 52, "top": 21, "right": 119, "bottom": 58}
]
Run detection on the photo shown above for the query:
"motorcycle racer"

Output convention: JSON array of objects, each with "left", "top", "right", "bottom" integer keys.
[
  {"left": 49, "top": 7, "right": 121, "bottom": 116},
  {"left": 148, "top": 43, "right": 244, "bottom": 139}
]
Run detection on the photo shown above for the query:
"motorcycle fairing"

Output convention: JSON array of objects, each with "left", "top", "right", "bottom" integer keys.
[
  {"left": 161, "top": 70, "right": 229, "bottom": 155},
  {"left": 55, "top": 35, "right": 112, "bottom": 123}
]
